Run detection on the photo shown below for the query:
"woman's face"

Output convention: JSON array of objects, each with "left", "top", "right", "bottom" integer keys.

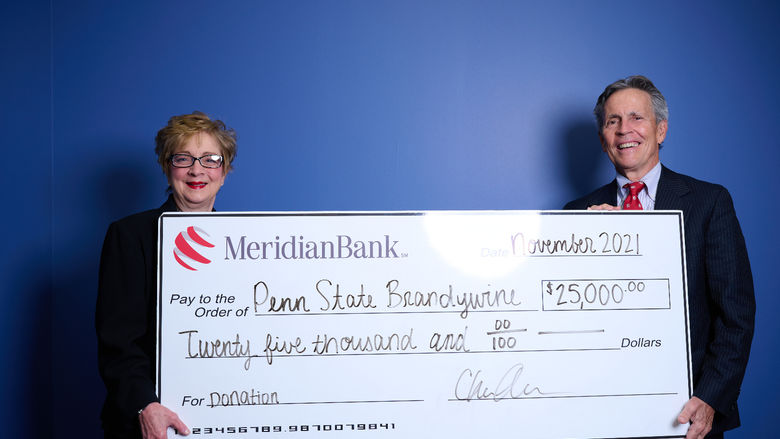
[{"left": 168, "top": 132, "right": 226, "bottom": 212}]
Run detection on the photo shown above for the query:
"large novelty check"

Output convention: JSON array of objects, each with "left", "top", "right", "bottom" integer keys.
[{"left": 157, "top": 211, "right": 692, "bottom": 439}]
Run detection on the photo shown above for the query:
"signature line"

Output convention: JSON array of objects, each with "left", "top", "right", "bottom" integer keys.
[{"left": 449, "top": 391, "right": 678, "bottom": 402}]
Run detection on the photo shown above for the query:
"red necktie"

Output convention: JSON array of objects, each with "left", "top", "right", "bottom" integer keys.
[{"left": 622, "top": 181, "right": 646, "bottom": 210}]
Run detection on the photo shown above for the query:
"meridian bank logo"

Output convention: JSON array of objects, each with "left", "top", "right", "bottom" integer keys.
[{"left": 173, "top": 226, "right": 214, "bottom": 271}]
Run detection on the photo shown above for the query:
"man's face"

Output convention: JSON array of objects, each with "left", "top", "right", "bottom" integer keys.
[{"left": 599, "top": 88, "right": 668, "bottom": 181}]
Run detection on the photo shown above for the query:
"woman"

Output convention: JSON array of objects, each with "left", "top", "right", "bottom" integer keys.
[{"left": 96, "top": 112, "right": 237, "bottom": 438}]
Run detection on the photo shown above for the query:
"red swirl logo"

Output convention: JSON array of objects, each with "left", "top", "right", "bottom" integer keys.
[{"left": 173, "top": 226, "right": 214, "bottom": 271}]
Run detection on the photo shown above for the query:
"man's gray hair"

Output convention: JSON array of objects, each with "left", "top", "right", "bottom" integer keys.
[{"left": 594, "top": 75, "right": 669, "bottom": 133}]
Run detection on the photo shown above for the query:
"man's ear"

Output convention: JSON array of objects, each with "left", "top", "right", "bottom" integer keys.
[
  {"left": 656, "top": 119, "right": 668, "bottom": 144},
  {"left": 599, "top": 132, "right": 606, "bottom": 152}
]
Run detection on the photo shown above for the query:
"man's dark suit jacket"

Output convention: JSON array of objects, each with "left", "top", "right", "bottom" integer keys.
[
  {"left": 564, "top": 166, "right": 755, "bottom": 434},
  {"left": 96, "top": 196, "right": 178, "bottom": 437}
]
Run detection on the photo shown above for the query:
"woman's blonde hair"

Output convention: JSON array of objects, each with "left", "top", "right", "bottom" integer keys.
[{"left": 155, "top": 111, "right": 237, "bottom": 177}]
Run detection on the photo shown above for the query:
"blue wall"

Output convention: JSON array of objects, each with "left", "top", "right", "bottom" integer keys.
[
  {"left": 4, "top": 1, "right": 779, "bottom": 437},
  {"left": 1, "top": 1, "right": 52, "bottom": 437}
]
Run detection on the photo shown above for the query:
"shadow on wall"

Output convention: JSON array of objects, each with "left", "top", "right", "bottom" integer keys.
[
  {"left": 53, "top": 142, "right": 163, "bottom": 438},
  {"left": 5, "top": 257, "right": 52, "bottom": 439},
  {"left": 560, "top": 118, "right": 612, "bottom": 202}
]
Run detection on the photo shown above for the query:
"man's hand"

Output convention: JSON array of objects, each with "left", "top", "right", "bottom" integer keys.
[
  {"left": 677, "top": 396, "right": 715, "bottom": 439},
  {"left": 139, "top": 402, "right": 190, "bottom": 439},
  {"left": 587, "top": 204, "right": 622, "bottom": 211}
]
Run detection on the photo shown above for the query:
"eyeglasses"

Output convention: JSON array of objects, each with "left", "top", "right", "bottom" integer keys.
[{"left": 170, "top": 153, "right": 224, "bottom": 169}]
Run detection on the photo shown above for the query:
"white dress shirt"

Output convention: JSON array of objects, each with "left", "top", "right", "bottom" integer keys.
[{"left": 615, "top": 161, "right": 662, "bottom": 210}]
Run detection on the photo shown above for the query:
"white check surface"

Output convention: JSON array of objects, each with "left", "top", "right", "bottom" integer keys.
[{"left": 157, "top": 211, "right": 691, "bottom": 439}]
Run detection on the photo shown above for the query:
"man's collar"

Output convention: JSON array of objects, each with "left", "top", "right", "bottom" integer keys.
[{"left": 615, "top": 162, "right": 662, "bottom": 200}]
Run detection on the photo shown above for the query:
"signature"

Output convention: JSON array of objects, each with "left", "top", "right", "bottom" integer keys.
[{"left": 454, "top": 362, "right": 559, "bottom": 401}]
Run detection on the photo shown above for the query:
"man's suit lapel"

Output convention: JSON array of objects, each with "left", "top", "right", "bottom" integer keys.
[
  {"left": 655, "top": 166, "right": 691, "bottom": 211},
  {"left": 589, "top": 181, "right": 618, "bottom": 206}
]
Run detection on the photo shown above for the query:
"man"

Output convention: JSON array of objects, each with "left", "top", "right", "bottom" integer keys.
[{"left": 564, "top": 76, "right": 755, "bottom": 439}]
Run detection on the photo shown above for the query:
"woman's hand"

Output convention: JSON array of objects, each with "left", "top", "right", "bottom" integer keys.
[{"left": 139, "top": 402, "right": 190, "bottom": 439}]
